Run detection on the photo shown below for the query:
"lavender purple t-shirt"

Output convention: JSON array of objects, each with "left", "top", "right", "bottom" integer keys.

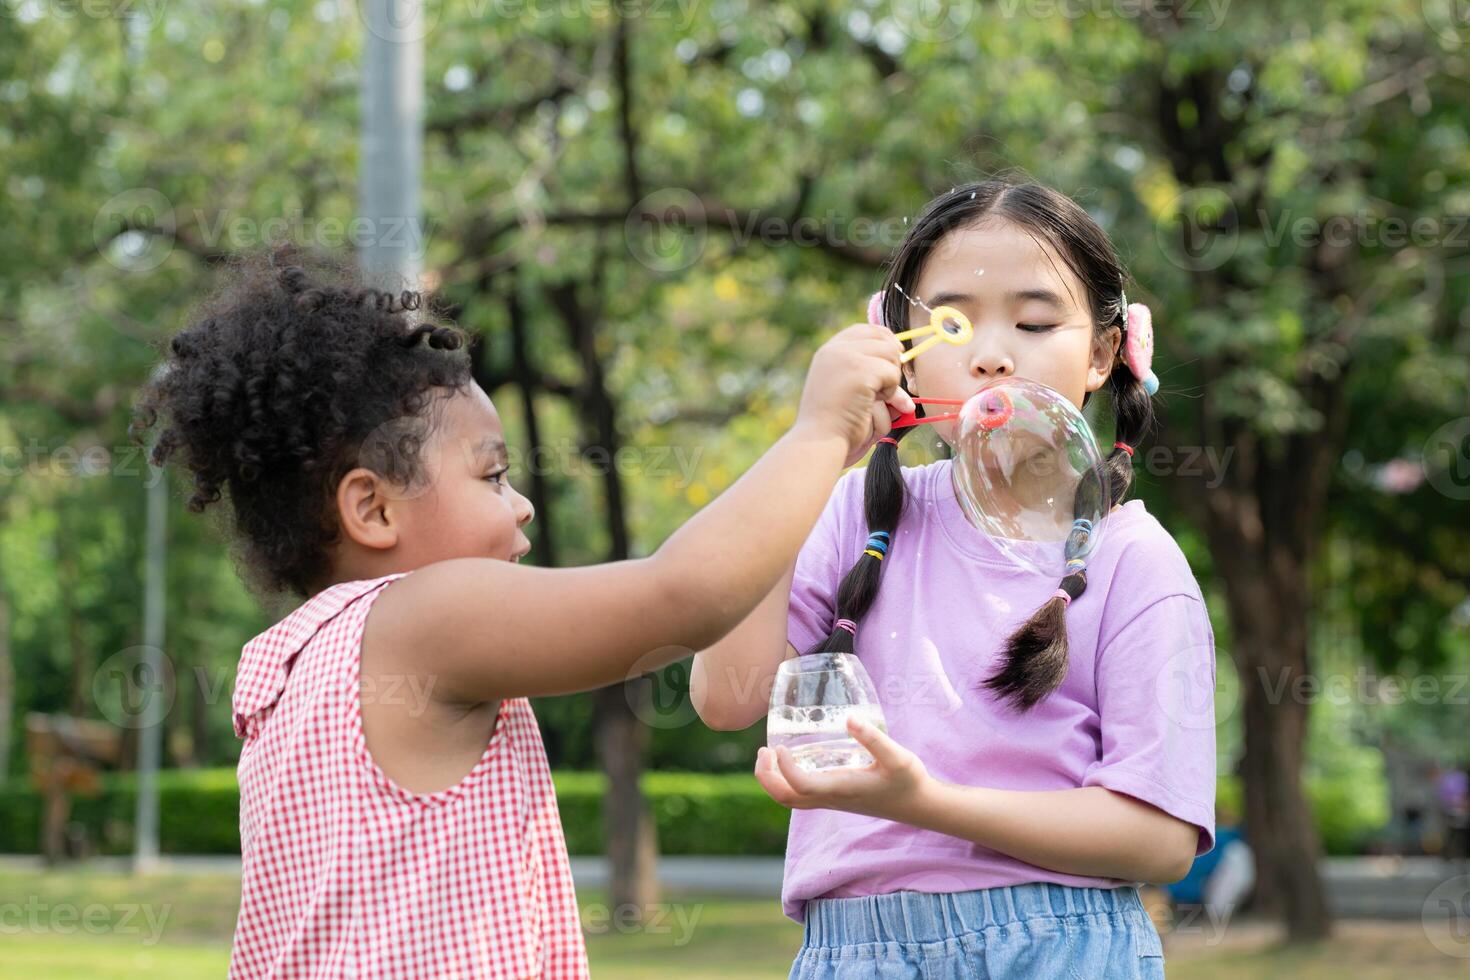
[{"left": 782, "top": 458, "right": 1217, "bottom": 921}]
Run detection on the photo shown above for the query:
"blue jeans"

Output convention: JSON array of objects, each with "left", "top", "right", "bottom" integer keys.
[{"left": 790, "top": 883, "right": 1165, "bottom": 979}]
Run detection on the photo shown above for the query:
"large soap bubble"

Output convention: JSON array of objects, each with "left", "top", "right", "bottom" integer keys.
[{"left": 952, "top": 378, "right": 1112, "bottom": 577}]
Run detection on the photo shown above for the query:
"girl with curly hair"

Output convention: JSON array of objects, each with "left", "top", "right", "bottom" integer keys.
[{"left": 133, "top": 246, "right": 911, "bottom": 978}]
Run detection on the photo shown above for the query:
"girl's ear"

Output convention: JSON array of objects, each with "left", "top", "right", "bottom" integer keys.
[
  {"left": 902, "top": 360, "right": 918, "bottom": 393},
  {"left": 336, "top": 468, "right": 400, "bottom": 551},
  {"left": 1086, "top": 325, "right": 1122, "bottom": 393}
]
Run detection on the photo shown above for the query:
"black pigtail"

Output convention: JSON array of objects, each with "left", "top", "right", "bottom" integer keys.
[{"left": 808, "top": 427, "right": 913, "bottom": 655}]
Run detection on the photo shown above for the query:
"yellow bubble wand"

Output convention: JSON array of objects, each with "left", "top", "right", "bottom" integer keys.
[
  {"left": 867, "top": 291, "right": 975, "bottom": 364},
  {"left": 893, "top": 305, "right": 974, "bottom": 363}
]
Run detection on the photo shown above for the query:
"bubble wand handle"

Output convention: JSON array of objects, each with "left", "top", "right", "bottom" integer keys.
[{"left": 889, "top": 397, "right": 964, "bottom": 430}]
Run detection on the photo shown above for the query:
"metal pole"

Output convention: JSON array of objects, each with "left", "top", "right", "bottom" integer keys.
[
  {"left": 121, "top": 16, "right": 165, "bottom": 874},
  {"left": 359, "top": 0, "right": 425, "bottom": 288},
  {"left": 133, "top": 446, "right": 167, "bottom": 872}
]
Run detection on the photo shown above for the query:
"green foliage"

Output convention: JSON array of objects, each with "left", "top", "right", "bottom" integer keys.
[
  {"left": 0, "top": 0, "right": 1465, "bottom": 832},
  {"left": 1217, "top": 767, "right": 1390, "bottom": 858}
]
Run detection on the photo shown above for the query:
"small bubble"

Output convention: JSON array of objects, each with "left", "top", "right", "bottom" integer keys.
[
  {"left": 974, "top": 268, "right": 984, "bottom": 276},
  {"left": 890, "top": 632, "right": 898, "bottom": 639},
  {"left": 970, "top": 192, "right": 976, "bottom": 199},
  {"left": 892, "top": 283, "right": 933, "bottom": 313}
]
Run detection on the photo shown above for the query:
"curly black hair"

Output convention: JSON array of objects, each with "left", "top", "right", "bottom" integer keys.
[{"left": 131, "top": 246, "right": 472, "bottom": 600}]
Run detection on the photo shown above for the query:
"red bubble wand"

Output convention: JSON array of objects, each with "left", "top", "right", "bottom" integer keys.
[{"left": 890, "top": 389, "right": 1015, "bottom": 431}]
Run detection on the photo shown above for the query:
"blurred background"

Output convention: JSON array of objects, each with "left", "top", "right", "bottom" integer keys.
[{"left": 1, "top": 0, "right": 1469, "bottom": 976}]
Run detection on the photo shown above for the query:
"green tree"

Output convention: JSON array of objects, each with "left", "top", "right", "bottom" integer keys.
[{"left": 3, "top": 0, "right": 1467, "bottom": 944}]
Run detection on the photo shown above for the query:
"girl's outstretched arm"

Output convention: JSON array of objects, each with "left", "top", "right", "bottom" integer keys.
[{"left": 366, "top": 326, "right": 911, "bottom": 703}]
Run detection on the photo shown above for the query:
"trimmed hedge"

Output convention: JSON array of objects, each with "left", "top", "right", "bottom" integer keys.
[
  {"left": 0, "top": 769, "right": 791, "bottom": 857},
  {"left": 0, "top": 768, "right": 242, "bottom": 856},
  {"left": 555, "top": 772, "right": 791, "bottom": 856},
  {"left": 0, "top": 767, "right": 1387, "bottom": 858}
]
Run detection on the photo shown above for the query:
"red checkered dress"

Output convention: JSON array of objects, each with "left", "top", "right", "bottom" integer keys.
[{"left": 230, "top": 573, "right": 588, "bottom": 978}]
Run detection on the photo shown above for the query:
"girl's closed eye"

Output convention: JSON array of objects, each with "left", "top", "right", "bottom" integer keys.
[
  {"left": 1018, "top": 322, "right": 1059, "bottom": 333},
  {"left": 483, "top": 468, "right": 508, "bottom": 488}
]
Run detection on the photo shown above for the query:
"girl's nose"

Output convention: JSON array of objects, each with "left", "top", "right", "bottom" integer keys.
[
  {"left": 969, "top": 347, "right": 1015, "bottom": 379},
  {"left": 512, "top": 487, "right": 535, "bottom": 527}
]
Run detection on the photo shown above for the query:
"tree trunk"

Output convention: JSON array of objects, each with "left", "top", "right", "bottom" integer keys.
[
  {"left": 188, "top": 668, "right": 209, "bottom": 767},
  {"left": 1224, "top": 550, "right": 1331, "bottom": 938},
  {"left": 0, "top": 491, "right": 11, "bottom": 787},
  {"left": 0, "top": 588, "right": 12, "bottom": 786},
  {"left": 548, "top": 279, "right": 660, "bottom": 916},
  {"left": 1197, "top": 433, "right": 1333, "bottom": 941},
  {"left": 57, "top": 510, "right": 90, "bottom": 719},
  {"left": 505, "top": 279, "right": 558, "bottom": 565},
  {"left": 42, "top": 780, "right": 69, "bottom": 865},
  {"left": 1148, "top": 43, "right": 1347, "bottom": 936},
  {"left": 593, "top": 685, "right": 659, "bottom": 913}
]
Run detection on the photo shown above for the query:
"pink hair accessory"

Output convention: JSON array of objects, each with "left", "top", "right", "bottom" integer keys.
[
  {"left": 1121, "top": 295, "right": 1159, "bottom": 395},
  {"left": 866, "top": 290, "right": 885, "bottom": 328},
  {"left": 1052, "top": 588, "right": 1072, "bottom": 607},
  {"left": 834, "top": 619, "right": 858, "bottom": 636}
]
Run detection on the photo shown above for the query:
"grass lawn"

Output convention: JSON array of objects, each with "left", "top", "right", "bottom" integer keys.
[
  {"left": 0, "top": 864, "right": 803, "bottom": 978},
  {"left": 0, "top": 865, "right": 234, "bottom": 978},
  {"left": 1165, "top": 919, "right": 1470, "bottom": 980},
  {"left": 0, "top": 864, "right": 1463, "bottom": 978}
]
